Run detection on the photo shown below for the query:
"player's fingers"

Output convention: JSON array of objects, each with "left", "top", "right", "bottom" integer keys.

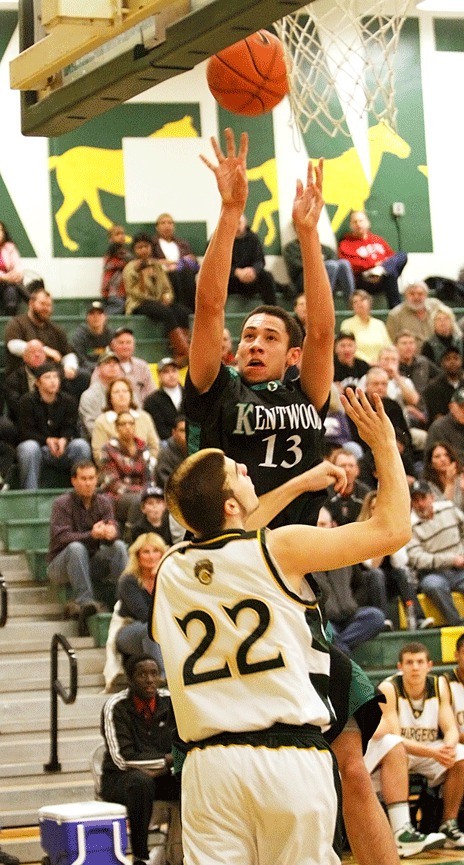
[
  {"left": 224, "top": 127, "right": 236, "bottom": 157},
  {"left": 238, "top": 131, "right": 249, "bottom": 161},
  {"left": 211, "top": 135, "right": 225, "bottom": 162},
  {"left": 294, "top": 178, "right": 303, "bottom": 198},
  {"left": 199, "top": 154, "right": 217, "bottom": 171}
]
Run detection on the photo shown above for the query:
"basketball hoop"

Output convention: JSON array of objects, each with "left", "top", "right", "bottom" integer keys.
[{"left": 275, "top": 0, "right": 409, "bottom": 139}]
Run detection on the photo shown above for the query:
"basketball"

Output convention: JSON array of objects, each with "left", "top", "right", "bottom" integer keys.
[{"left": 206, "top": 30, "right": 289, "bottom": 117}]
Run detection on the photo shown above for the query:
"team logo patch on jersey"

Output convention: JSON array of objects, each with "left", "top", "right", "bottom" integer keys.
[{"left": 194, "top": 558, "right": 214, "bottom": 585}]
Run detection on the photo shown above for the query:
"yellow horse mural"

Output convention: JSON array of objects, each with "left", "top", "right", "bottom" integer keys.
[
  {"left": 247, "top": 158, "right": 279, "bottom": 247},
  {"left": 48, "top": 115, "right": 198, "bottom": 251},
  {"left": 315, "top": 121, "right": 411, "bottom": 232}
]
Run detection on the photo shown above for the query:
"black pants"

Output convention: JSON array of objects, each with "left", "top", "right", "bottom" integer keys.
[
  {"left": 0, "top": 282, "right": 22, "bottom": 316},
  {"left": 228, "top": 269, "right": 277, "bottom": 304},
  {"left": 101, "top": 769, "right": 179, "bottom": 860},
  {"left": 133, "top": 300, "right": 189, "bottom": 334},
  {"left": 168, "top": 269, "right": 197, "bottom": 312}
]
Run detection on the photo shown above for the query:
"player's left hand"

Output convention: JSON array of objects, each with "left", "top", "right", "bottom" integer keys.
[{"left": 292, "top": 159, "right": 324, "bottom": 233}]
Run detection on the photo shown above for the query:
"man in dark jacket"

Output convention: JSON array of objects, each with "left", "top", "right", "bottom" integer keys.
[
  {"left": 155, "top": 415, "right": 187, "bottom": 489},
  {"left": 228, "top": 214, "right": 276, "bottom": 304},
  {"left": 144, "top": 358, "right": 184, "bottom": 442},
  {"left": 16, "top": 362, "right": 91, "bottom": 488},
  {"left": 100, "top": 654, "right": 179, "bottom": 865}
]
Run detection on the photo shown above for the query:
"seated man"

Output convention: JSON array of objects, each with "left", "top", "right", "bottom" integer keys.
[
  {"left": 155, "top": 415, "right": 187, "bottom": 490},
  {"left": 326, "top": 448, "right": 370, "bottom": 525},
  {"left": 441, "top": 632, "right": 464, "bottom": 745},
  {"left": 143, "top": 357, "right": 184, "bottom": 443},
  {"left": 17, "top": 362, "right": 91, "bottom": 489},
  {"left": 333, "top": 331, "right": 370, "bottom": 393},
  {"left": 100, "top": 654, "right": 180, "bottom": 865},
  {"left": 339, "top": 210, "right": 407, "bottom": 309},
  {"left": 423, "top": 347, "right": 464, "bottom": 426},
  {"left": 386, "top": 281, "right": 459, "bottom": 349},
  {"left": 228, "top": 213, "right": 276, "bottom": 304},
  {"left": 47, "top": 460, "right": 128, "bottom": 634},
  {"left": 152, "top": 212, "right": 199, "bottom": 312},
  {"left": 71, "top": 301, "right": 114, "bottom": 373},
  {"left": 364, "top": 641, "right": 464, "bottom": 853},
  {"left": 407, "top": 479, "right": 464, "bottom": 626},
  {"left": 315, "top": 507, "right": 385, "bottom": 656},
  {"left": 78, "top": 349, "right": 122, "bottom": 439},
  {"left": 284, "top": 236, "right": 355, "bottom": 305}
]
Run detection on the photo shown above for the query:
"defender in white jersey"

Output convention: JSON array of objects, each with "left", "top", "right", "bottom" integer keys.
[
  {"left": 364, "top": 641, "right": 464, "bottom": 854},
  {"left": 152, "top": 388, "right": 412, "bottom": 865},
  {"left": 441, "top": 632, "right": 464, "bottom": 743}
]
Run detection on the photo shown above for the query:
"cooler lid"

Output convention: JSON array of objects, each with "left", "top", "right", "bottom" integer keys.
[{"left": 38, "top": 801, "right": 127, "bottom": 821}]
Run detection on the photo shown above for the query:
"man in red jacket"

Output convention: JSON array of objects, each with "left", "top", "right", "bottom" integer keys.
[{"left": 339, "top": 210, "right": 407, "bottom": 308}]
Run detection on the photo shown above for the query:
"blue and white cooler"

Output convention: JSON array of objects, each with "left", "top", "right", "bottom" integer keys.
[{"left": 38, "top": 801, "right": 132, "bottom": 865}]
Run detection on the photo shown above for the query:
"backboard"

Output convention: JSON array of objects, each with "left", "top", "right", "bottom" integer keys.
[{"left": 12, "top": 0, "right": 305, "bottom": 137}]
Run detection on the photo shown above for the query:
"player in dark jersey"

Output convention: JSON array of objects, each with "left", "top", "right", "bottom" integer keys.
[{"left": 185, "top": 129, "right": 402, "bottom": 865}]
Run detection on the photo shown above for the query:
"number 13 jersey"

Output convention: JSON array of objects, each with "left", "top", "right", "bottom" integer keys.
[{"left": 152, "top": 529, "right": 333, "bottom": 744}]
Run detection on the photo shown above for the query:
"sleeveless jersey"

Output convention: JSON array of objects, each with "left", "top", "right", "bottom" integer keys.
[
  {"left": 445, "top": 668, "right": 464, "bottom": 737},
  {"left": 185, "top": 364, "right": 328, "bottom": 527},
  {"left": 152, "top": 529, "right": 333, "bottom": 743},
  {"left": 389, "top": 673, "right": 440, "bottom": 743}
]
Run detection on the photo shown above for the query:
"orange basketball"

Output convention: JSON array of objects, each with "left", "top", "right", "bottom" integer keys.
[{"left": 206, "top": 30, "right": 289, "bottom": 117}]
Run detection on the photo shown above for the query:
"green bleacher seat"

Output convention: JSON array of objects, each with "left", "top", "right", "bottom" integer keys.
[
  {"left": 351, "top": 628, "right": 442, "bottom": 671},
  {"left": 0, "top": 488, "right": 68, "bottom": 521},
  {"left": 1, "top": 517, "right": 50, "bottom": 552}
]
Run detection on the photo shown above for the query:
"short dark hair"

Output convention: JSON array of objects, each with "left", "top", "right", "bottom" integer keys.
[
  {"left": 456, "top": 632, "right": 464, "bottom": 651},
  {"left": 131, "top": 232, "right": 154, "bottom": 253},
  {"left": 335, "top": 331, "right": 356, "bottom": 344},
  {"left": 166, "top": 448, "right": 232, "bottom": 537},
  {"left": 28, "top": 280, "right": 47, "bottom": 298},
  {"left": 71, "top": 459, "right": 96, "bottom": 478},
  {"left": 241, "top": 305, "right": 303, "bottom": 349},
  {"left": 124, "top": 653, "right": 160, "bottom": 680},
  {"left": 398, "top": 641, "right": 430, "bottom": 662}
]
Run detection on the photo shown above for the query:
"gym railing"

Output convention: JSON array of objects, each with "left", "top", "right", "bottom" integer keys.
[
  {"left": 0, "top": 573, "right": 7, "bottom": 628},
  {"left": 44, "top": 633, "right": 78, "bottom": 773}
]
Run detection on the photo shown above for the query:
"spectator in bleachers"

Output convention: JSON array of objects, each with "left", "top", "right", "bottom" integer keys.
[
  {"left": 4, "top": 281, "right": 89, "bottom": 399},
  {"left": 292, "top": 292, "right": 306, "bottom": 339},
  {"left": 221, "top": 327, "right": 237, "bottom": 367},
  {"left": 227, "top": 214, "right": 276, "bottom": 305},
  {"left": 123, "top": 233, "right": 190, "bottom": 368},
  {"left": 338, "top": 210, "right": 406, "bottom": 308},
  {"left": 363, "top": 643, "right": 459, "bottom": 857},
  {"left": 155, "top": 415, "right": 187, "bottom": 490},
  {"left": 78, "top": 349, "right": 122, "bottom": 438},
  {"left": 71, "top": 301, "right": 113, "bottom": 373},
  {"left": 153, "top": 212, "right": 199, "bottom": 312},
  {"left": 423, "top": 442, "right": 464, "bottom": 509},
  {"left": 0, "top": 221, "right": 26, "bottom": 315},
  {"left": 114, "top": 533, "right": 168, "bottom": 673},
  {"left": 107, "top": 326, "right": 155, "bottom": 405},
  {"left": 5, "top": 339, "right": 50, "bottom": 424},
  {"left": 376, "top": 346, "right": 427, "bottom": 453},
  {"left": 314, "top": 506, "right": 385, "bottom": 655},
  {"left": 98, "top": 410, "right": 153, "bottom": 535},
  {"left": 423, "top": 346, "right": 464, "bottom": 424},
  {"left": 340, "top": 289, "right": 392, "bottom": 365},
  {"left": 407, "top": 479, "right": 464, "bottom": 625},
  {"left": 47, "top": 460, "right": 127, "bottom": 634},
  {"left": 425, "top": 386, "right": 464, "bottom": 465},
  {"left": 129, "top": 485, "right": 173, "bottom": 546},
  {"left": 101, "top": 224, "right": 132, "bottom": 314},
  {"left": 322, "top": 385, "right": 364, "bottom": 459},
  {"left": 333, "top": 331, "right": 370, "bottom": 392},
  {"left": 100, "top": 654, "right": 179, "bottom": 865},
  {"left": 143, "top": 357, "right": 184, "bottom": 443},
  {"left": 17, "top": 362, "right": 90, "bottom": 489},
  {"left": 326, "top": 449, "right": 370, "bottom": 525},
  {"left": 395, "top": 329, "right": 440, "bottom": 397},
  {"left": 284, "top": 236, "right": 355, "bottom": 304},
  {"left": 92, "top": 377, "right": 159, "bottom": 466},
  {"left": 421, "top": 307, "right": 463, "bottom": 366},
  {"left": 387, "top": 281, "right": 459, "bottom": 349}
]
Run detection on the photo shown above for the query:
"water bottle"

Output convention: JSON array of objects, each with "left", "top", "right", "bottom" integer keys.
[{"left": 405, "top": 600, "right": 417, "bottom": 631}]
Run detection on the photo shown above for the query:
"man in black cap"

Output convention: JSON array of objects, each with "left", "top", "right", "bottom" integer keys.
[
  {"left": 109, "top": 327, "right": 155, "bottom": 405},
  {"left": 16, "top": 363, "right": 91, "bottom": 488},
  {"left": 129, "top": 484, "right": 172, "bottom": 546},
  {"left": 407, "top": 478, "right": 464, "bottom": 625},
  {"left": 71, "top": 301, "right": 114, "bottom": 373},
  {"left": 144, "top": 357, "right": 184, "bottom": 443},
  {"left": 426, "top": 386, "right": 464, "bottom": 464},
  {"left": 422, "top": 346, "right": 464, "bottom": 424}
]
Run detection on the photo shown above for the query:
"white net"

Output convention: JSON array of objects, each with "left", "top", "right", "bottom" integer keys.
[{"left": 275, "top": 0, "right": 410, "bottom": 138}]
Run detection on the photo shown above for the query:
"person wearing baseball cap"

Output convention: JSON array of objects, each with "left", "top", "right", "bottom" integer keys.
[
  {"left": 144, "top": 358, "right": 184, "bottom": 442},
  {"left": 423, "top": 345, "right": 464, "bottom": 424},
  {"left": 128, "top": 484, "right": 172, "bottom": 546},
  {"left": 425, "top": 383, "right": 464, "bottom": 465},
  {"left": 408, "top": 477, "right": 464, "bottom": 626},
  {"left": 71, "top": 301, "right": 113, "bottom": 373}
]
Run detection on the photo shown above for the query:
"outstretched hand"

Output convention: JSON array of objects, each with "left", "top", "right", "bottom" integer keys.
[
  {"left": 292, "top": 159, "right": 324, "bottom": 234},
  {"left": 200, "top": 127, "right": 248, "bottom": 211},
  {"left": 340, "top": 387, "right": 396, "bottom": 451}
]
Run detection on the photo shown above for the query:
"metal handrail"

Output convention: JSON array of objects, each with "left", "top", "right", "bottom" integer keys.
[
  {"left": 0, "top": 573, "right": 7, "bottom": 628},
  {"left": 44, "top": 633, "right": 78, "bottom": 772}
]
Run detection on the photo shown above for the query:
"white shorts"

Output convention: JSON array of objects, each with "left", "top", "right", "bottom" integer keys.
[
  {"left": 364, "top": 734, "right": 464, "bottom": 791},
  {"left": 181, "top": 742, "right": 341, "bottom": 865}
]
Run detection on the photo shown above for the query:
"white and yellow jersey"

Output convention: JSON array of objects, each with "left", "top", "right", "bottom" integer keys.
[
  {"left": 152, "top": 528, "right": 333, "bottom": 743},
  {"left": 445, "top": 668, "right": 464, "bottom": 737}
]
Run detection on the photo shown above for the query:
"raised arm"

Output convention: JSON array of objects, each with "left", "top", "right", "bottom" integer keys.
[
  {"left": 295, "top": 160, "right": 335, "bottom": 410},
  {"left": 267, "top": 388, "right": 411, "bottom": 590},
  {"left": 189, "top": 129, "right": 249, "bottom": 394}
]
